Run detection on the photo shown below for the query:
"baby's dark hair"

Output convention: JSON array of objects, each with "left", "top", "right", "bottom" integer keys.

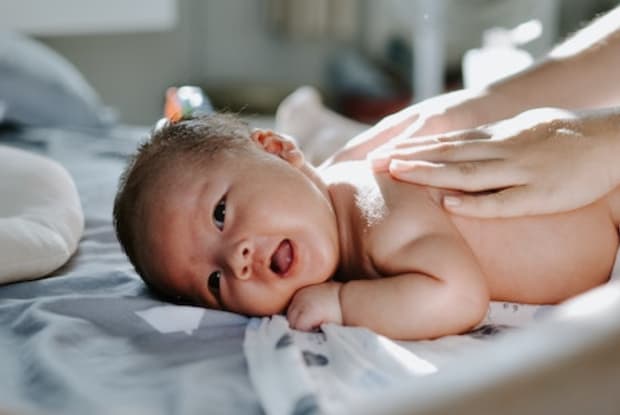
[{"left": 113, "top": 113, "right": 252, "bottom": 289}]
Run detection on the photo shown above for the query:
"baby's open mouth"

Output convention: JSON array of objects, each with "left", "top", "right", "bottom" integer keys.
[{"left": 270, "top": 239, "right": 293, "bottom": 276}]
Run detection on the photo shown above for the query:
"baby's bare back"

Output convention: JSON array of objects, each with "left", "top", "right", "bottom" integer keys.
[
  {"left": 371, "top": 168, "right": 620, "bottom": 305},
  {"left": 449, "top": 196, "right": 619, "bottom": 304},
  {"left": 330, "top": 162, "right": 620, "bottom": 306}
]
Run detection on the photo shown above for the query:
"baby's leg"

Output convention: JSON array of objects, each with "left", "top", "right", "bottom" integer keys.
[{"left": 275, "top": 86, "right": 368, "bottom": 165}]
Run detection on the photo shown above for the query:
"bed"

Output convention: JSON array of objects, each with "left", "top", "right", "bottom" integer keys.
[
  {"left": 3, "top": 123, "right": 620, "bottom": 415},
  {"left": 2, "top": 32, "right": 620, "bottom": 415}
]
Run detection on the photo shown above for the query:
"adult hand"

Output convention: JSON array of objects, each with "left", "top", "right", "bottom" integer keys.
[
  {"left": 370, "top": 108, "right": 620, "bottom": 218},
  {"left": 322, "top": 88, "right": 508, "bottom": 167},
  {"left": 324, "top": 5, "right": 620, "bottom": 170}
]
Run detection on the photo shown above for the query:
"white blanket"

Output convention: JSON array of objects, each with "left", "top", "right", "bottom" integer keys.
[{"left": 244, "top": 247, "right": 620, "bottom": 415}]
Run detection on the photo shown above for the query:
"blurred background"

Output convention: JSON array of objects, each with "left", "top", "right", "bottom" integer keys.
[{"left": 2, "top": 0, "right": 617, "bottom": 125}]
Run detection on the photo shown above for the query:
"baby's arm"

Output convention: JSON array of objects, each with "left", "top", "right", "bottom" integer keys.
[
  {"left": 288, "top": 232, "right": 489, "bottom": 340},
  {"left": 345, "top": 233, "right": 488, "bottom": 340},
  {"left": 287, "top": 281, "right": 343, "bottom": 330}
]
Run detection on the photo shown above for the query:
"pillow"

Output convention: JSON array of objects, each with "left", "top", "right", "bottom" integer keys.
[
  {"left": 0, "top": 31, "right": 115, "bottom": 128},
  {"left": 0, "top": 145, "right": 84, "bottom": 284}
]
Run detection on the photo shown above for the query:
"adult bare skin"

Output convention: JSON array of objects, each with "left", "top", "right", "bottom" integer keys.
[
  {"left": 325, "top": 6, "right": 620, "bottom": 218},
  {"left": 371, "top": 107, "right": 620, "bottom": 217}
]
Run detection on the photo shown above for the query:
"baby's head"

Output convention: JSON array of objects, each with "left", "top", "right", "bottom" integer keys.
[{"left": 114, "top": 114, "right": 340, "bottom": 315}]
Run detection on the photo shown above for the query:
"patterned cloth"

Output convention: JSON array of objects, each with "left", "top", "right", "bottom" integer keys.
[{"left": 245, "top": 242, "right": 620, "bottom": 415}]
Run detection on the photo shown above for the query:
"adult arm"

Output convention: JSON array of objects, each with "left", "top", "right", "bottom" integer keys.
[
  {"left": 372, "top": 107, "right": 620, "bottom": 217},
  {"left": 323, "top": 5, "right": 620, "bottom": 168}
]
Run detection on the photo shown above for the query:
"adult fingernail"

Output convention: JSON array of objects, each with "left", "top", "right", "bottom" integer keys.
[
  {"left": 389, "top": 159, "right": 409, "bottom": 171},
  {"left": 443, "top": 196, "right": 462, "bottom": 207},
  {"left": 369, "top": 153, "right": 390, "bottom": 170}
]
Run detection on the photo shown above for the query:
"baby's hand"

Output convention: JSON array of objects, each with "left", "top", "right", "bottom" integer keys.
[{"left": 287, "top": 282, "right": 343, "bottom": 331}]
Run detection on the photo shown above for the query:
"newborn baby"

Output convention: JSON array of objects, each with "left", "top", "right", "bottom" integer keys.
[{"left": 113, "top": 114, "right": 620, "bottom": 340}]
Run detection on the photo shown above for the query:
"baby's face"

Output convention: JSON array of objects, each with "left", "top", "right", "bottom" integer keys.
[{"left": 143, "top": 136, "right": 340, "bottom": 316}]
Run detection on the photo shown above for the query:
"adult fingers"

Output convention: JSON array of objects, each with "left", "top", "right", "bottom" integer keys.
[
  {"left": 442, "top": 186, "right": 540, "bottom": 218},
  {"left": 371, "top": 138, "right": 508, "bottom": 172},
  {"left": 395, "top": 138, "right": 506, "bottom": 163},
  {"left": 396, "top": 128, "right": 492, "bottom": 149},
  {"left": 368, "top": 140, "right": 506, "bottom": 171},
  {"left": 370, "top": 130, "right": 487, "bottom": 162},
  {"left": 388, "top": 159, "right": 525, "bottom": 192}
]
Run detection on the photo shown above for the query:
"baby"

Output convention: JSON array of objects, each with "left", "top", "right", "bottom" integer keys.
[{"left": 113, "top": 113, "right": 620, "bottom": 340}]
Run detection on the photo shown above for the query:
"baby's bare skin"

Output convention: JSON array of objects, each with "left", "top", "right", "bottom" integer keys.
[
  {"left": 451, "top": 195, "right": 619, "bottom": 304},
  {"left": 289, "top": 161, "right": 620, "bottom": 339},
  {"left": 140, "top": 127, "right": 619, "bottom": 340}
]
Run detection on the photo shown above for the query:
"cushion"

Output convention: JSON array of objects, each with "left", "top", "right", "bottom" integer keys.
[
  {"left": 0, "top": 145, "right": 84, "bottom": 284},
  {"left": 0, "top": 31, "right": 115, "bottom": 129}
]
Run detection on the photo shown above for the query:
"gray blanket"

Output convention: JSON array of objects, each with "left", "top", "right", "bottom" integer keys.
[{"left": 0, "top": 126, "right": 261, "bottom": 415}]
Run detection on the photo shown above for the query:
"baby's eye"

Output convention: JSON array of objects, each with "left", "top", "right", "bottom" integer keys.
[
  {"left": 208, "top": 270, "right": 222, "bottom": 298},
  {"left": 213, "top": 197, "right": 226, "bottom": 230}
]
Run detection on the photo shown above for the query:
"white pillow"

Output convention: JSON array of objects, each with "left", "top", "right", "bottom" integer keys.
[{"left": 0, "top": 145, "right": 84, "bottom": 284}]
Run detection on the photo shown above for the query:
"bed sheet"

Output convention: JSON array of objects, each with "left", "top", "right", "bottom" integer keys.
[{"left": 0, "top": 126, "right": 260, "bottom": 415}]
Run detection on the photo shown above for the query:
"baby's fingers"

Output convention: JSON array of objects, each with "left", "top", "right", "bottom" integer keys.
[
  {"left": 287, "top": 304, "right": 320, "bottom": 332},
  {"left": 388, "top": 159, "right": 524, "bottom": 192}
]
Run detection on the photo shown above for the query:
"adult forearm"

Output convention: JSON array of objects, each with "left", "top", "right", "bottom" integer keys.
[
  {"left": 483, "top": 8, "right": 620, "bottom": 116},
  {"left": 323, "top": 7, "right": 620, "bottom": 166}
]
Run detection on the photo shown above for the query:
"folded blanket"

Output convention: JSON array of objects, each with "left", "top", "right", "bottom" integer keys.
[{"left": 245, "top": 244, "right": 620, "bottom": 415}]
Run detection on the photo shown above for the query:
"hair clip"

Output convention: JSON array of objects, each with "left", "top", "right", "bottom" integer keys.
[{"left": 164, "top": 86, "right": 213, "bottom": 123}]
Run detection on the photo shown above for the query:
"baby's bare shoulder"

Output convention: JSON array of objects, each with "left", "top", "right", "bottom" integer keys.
[
  {"left": 365, "top": 172, "right": 459, "bottom": 269},
  {"left": 323, "top": 161, "right": 459, "bottom": 264}
]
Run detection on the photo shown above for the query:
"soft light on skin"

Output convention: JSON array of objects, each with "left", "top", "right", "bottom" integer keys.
[{"left": 486, "top": 107, "right": 577, "bottom": 139}]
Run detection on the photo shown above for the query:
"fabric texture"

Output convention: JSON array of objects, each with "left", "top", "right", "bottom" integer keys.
[
  {"left": 0, "top": 31, "right": 115, "bottom": 128},
  {"left": 0, "top": 126, "right": 257, "bottom": 415},
  {"left": 0, "top": 145, "right": 84, "bottom": 284},
  {"left": 245, "top": 315, "right": 490, "bottom": 415}
]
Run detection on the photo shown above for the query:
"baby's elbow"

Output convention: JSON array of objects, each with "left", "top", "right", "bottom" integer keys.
[{"left": 450, "top": 279, "right": 489, "bottom": 333}]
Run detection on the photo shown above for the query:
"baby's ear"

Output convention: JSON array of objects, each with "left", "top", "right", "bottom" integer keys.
[{"left": 250, "top": 129, "right": 305, "bottom": 168}]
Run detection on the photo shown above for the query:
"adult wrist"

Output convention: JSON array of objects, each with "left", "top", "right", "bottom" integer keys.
[
  {"left": 481, "top": 81, "right": 533, "bottom": 122},
  {"left": 450, "top": 86, "right": 526, "bottom": 129}
]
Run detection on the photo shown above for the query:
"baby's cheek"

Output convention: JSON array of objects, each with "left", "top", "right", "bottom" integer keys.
[{"left": 234, "top": 286, "right": 292, "bottom": 317}]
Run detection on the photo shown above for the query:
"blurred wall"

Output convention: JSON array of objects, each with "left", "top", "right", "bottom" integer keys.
[
  {"left": 40, "top": 0, "right": 198, "bottom": 125},
  {"left": 40, "top": 0, "right": 341, "bottom": 125},
  {"left": 37, "top": 0, "right": 618, "bottom": 125}
]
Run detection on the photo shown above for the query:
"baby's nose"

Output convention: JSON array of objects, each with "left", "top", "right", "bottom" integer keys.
[{"left": 229, "top": 240, "right": 252, "bottom": 280}]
